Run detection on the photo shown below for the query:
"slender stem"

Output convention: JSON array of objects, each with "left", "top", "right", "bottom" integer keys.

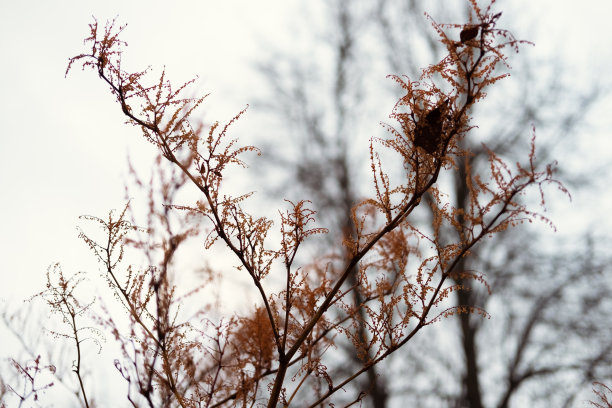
[{"left": 69, "top": 311, "right": 90, "bottom": 408}]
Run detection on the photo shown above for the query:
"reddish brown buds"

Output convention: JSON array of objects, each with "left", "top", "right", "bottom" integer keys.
[
  {"left": 98, "top": 55, "right": 107, "bottom": 68},
  {"left": 460, "top": 25, "right": 480, "bottom": 43}
]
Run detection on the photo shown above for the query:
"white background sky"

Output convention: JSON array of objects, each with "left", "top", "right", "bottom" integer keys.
[
  {"left": 0, "top": 0, "right": 611, "bottom": 405},
  {"left": 0, "top": 0, "right": 609, "bottom": 295}
]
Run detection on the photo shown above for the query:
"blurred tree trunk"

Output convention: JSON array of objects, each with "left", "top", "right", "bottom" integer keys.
[{"left": 452, "top": 153, "right": 483, "bottom": 408}]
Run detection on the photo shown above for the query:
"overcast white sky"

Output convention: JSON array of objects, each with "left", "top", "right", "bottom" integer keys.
[
  {"left": 0, "top": 1, "right": 299, "bottom": 300},
  {"left": 0, "top": 0, "right": 609, "bottom": 304},
  {"left": 0, "top": 3, "right": 611, "bottom": 400}
]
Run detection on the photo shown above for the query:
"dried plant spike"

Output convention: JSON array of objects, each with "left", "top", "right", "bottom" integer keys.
[{"left": 460, "top": 25, "right": 480, "bottom": 42}]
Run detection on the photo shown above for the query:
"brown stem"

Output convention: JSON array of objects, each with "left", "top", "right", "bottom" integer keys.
[{"left": 69, "top": 310, "right": 90, "bottom": 408}]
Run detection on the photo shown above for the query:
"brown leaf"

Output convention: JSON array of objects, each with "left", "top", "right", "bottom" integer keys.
[
  {"left": 414, "top": 100, "right": 449, "bottom": 155},
  {"left": 460, "top": 25, "right": 480, "bottom": 43}
]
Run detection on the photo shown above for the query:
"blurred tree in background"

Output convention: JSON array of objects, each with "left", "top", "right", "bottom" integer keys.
[{"left": 255, "top": 1, "right": 612, "bottom": 407}]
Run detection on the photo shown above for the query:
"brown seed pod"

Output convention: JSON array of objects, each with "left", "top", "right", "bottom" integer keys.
[
  {"left": 414, "top": 100, "right": 449, "bottom": 155},
  {"left": 460, "top": 25, "right": 480, "bottom": 43}
]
